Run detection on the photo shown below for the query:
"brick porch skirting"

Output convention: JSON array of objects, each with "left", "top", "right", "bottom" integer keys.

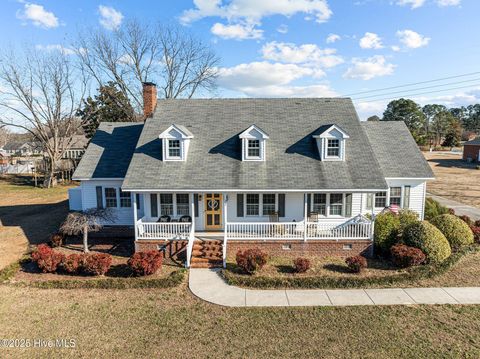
[
  {"left": 135, "top": 240, "right": 188, "bottom": 263},
  {"left": 226, "top": 240, "right": 373, "bottom": 258}
]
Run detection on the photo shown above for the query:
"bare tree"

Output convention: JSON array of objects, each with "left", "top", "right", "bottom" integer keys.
[
  {"left": 0, "top": 126, "right": 10, "bottom": 148},
  {"left": 76, "top": 20, "right": 219, "bottom": 113},
  {"left": 0, "top": 48, "right": 87, "bottom": 187},
  {"left": 60, "top": 208, "right": 116, "bottom": 253}
]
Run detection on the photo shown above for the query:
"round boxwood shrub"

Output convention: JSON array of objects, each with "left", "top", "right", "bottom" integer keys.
[
  {"left": 398, "top": 209, "right": 419, "bottom": 235},
  {"left": 430, "top": 214, "right": 474, "bottom": 248},
  {"left": 235, "top": 248, "right": 268, "bottom": 274},
  {"left": 403, "top": 221, "right": 451, "bottom": 263},
  {"left": 345, "top": 255, "right": 367, "bottom": 273},
  {"left": 293, "top": 257, "right": 311, "bottom": 273},
  {"left": 128, "top": 251, "right": 163, "bottom": 276},
  {"left": 390, "top": 244, "right": 425, "bottom": 268},
  {"left": 373, "top": 211, "right": 400, "bottom": 255}
]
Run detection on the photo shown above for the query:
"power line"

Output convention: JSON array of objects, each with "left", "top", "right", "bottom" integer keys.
[
  {"left": 352, "top": 77, "right": 480, "bottom": 101},
  {"left": 342, "top": 71, "right": 480, "bottom": 97}
]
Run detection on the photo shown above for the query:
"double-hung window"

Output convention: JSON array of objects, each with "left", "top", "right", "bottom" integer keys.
[
  {"left": 120, "top": 190, "right": 132, "bottom": 208},
  {"left": 247, "top": 139, "right": 260, "bottom": 158},
  {"left": 160, "top": 194, "right": 174, "bottom": 216},
  {"left": 329, "top": 194, "right": 343, "bottom": 216},
  {"left": 390, "top": 187, "right": 402, "bottom": 206},
  {"left": 105, "top": 188, "right": 117, "bottom": 208},
  {"left": 246, "top": 194, "right": 260, "bottom": 216},
  {"left": 327, "top": 139, "right": 340, "bottom": 157},
  {"left": 168, "top": 140, "right": 181, "bottom": 158},
  {"left": 262, "top": 194, "right": 276, "bottom": 215},
  {"left": 176, "top": 194, "right": 190, "bottom": 216},
  {"left": 375, "top": 191, "right": 387, "bottom": 208},
  {"left": 312, "top": 194, "right": 327, "bottom": 215}
]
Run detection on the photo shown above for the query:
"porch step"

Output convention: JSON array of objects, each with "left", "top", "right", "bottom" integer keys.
[{"left": 190, "top": 239, "right": 223, "bottom": 268}]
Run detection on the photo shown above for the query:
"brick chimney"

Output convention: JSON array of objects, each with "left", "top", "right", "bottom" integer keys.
[{"left": 142, "top": 82, "right": 157, "bottom": 118}]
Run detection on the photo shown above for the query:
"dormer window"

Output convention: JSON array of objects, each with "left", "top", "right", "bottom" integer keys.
[
  {"left": 239, "top": 125, "right": 269, "bottom": 162},
  {"left": 159, "top": 124, "right": 194, "bottom": 162},
  {"left": 313, "top": 124, "right": 349, "bottom": 162}
]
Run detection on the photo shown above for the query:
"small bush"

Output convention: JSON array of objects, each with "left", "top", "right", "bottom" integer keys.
[
  {"left": 424, "top": 198, "right": 449, "bottom": 221},
  {"left": 475, "top": 220, "right": 480, "bottom": 227},
  {"left": 390, "top": 244, "right": 426, "bottom": 268},
  {"left": 49, "top": 233, "right": 64, "bottom": 247},
  {"left": 448, "top": 208, "right": 456, "bottom": 215},
  {"left": 128, "top": 251, "right": 163, "bottom": 276},
  {"left": 458, "top": 214, "right": 473, "bottom": 227},
  {"left": 430, "top": 214, "right": 474, "bottom": 248},
  {"left": 374, "top": 211, "right": 400, "bottom": 255},
  {"left": 61, "top": 253, "right": 85, "bottom": 274},
  {"left": 83, "top": 253, "right": 112, "bottom": 276},
  {"left": 470, "top": 226, "right": 480, "bottom": 243},
  {"left": 293, "top": 257, "right": 311, "bottom": 273},
  {"left": 345, "top": 255, "right": 367, "bottom": 273},
  {"left": 31, "top": 244, "right": 64, "bottom": 273},
  {"left": 403, "top": 221, "right": 451, "bottom": 263},
  {"left": 398, "top": 209, "right": 420, "bottom": 235},
  {"left": 235, "top": 248, "right": 268, "bottom": 274}
]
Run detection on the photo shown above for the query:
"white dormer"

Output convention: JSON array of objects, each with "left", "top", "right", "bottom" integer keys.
[
  {"left": 313, "top": 124, "right": 350, "bottom": 161},
  {"left": 239, "top": 125, "right": 269, "bottom": 161},
  {"left": 159, "top": 124, "right": 194, "bottom": 161}
]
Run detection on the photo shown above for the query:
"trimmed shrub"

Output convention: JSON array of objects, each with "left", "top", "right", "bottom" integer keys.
[
  {"left": 49, "top": 233, "right": 64, "bottom": 248},
  {"left": 403, "top": 221, "right": 451, "bottom": 263},
  {"left": 448, "top": 208, "right": 456, "bottom": 215},
  {"left": 83, "top": 253, "right": 112, "bottom": 276},
  {"left": 373, "top": 211, "right": 400, "bottom": 255},
  {"left": 424, "top": 198, "right": 449, "bottom": 221},
  {"left": 458, "top": 215, "right": 474, "bottom": 227},
  {"left": 31, "top": 244, "right": 65, "bottom": 273},
  {"left": 398, "top": 209, "right": 420, "bottom": 235},
  {"left": 293, "top": 257, "right": 311, "bottom": 273},
  {"left": 430, "top": 214, "right": 474, "bottom": 248},
  {"left": 235, "top": 248, "right": 268, "bottom": 274},
  {"left": 61, "top": 253, "right": 85, "bottom": 274},
  {"left": 128, "top": 251, "right": 163, "bottom": 276},
  {"left": 475, "top": 220, "right": 480, "bottom": 227},
  {"left": 345, "top": 255, "right": 367, "bottom": 273},
  {"left": 390, "top": 244, "right": 426, "bottom": 268}
]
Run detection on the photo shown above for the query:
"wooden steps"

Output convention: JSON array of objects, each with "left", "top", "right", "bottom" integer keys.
[{"left": 190, "top": 239, "right": 223, "bottom": 268}]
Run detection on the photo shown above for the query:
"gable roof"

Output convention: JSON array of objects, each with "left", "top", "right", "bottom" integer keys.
[
  {"left": 464, "top": 137, "right": 480, "bottom": 146},
  {"left": 239, "top": 125, "right": 270, "bottom": 139},
  {"left": 313, "top": 124, "right": 350, "bottom": 139},
  {"left": 159, "top": 124, "right": 194, "bottom": 139},
  {"left": 73, "top": 122, "right": 143, "bottom": 180},
  {"left": 122, "top": 98, "right": 388, "bottom": 191},
  {"left": 362, "top": 121, "right": 434, "bottom": 179}
]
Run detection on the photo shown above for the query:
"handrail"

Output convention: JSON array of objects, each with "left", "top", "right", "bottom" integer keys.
[{"left": 186, "top": 225, "right": 195, "bottom": 268}]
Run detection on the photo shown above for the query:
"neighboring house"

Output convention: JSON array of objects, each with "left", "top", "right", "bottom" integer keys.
[
  {"left": 2, "top": 141, "right": 42, "bottom": 156},
  {"left": 46, "top": 134, "right": 88, "bottom": 160},
  {"left": 71, "top": 83, "right": 434, "bottom": 268},
  {"left": 0, "top": 152, "right": 8, "bottom": 166},
  {"left": 463, "top": 137, "right": 480, "bottom": 162}
]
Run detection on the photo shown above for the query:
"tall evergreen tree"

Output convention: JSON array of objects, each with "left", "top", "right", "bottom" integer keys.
[{"left": 382, "top": 99, "right": 426, "bottom": 144}]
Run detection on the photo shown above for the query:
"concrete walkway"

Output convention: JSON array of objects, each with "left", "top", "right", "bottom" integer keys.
[
  {"left": 428, "top": 193, "right": 480, "bottom": 220},
  {"left": 189, "top": 268, "right": 480, "bottom": 307}
]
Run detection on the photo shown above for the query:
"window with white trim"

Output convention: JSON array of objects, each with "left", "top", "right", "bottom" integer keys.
[
  {"left": 105, "top": 188, "right": 117, "bottom": 208},
  {"left": 390, "top": 187, "right": 402, "bottom": 206},
  {"left": 168, "top": 140, "right": 181, "bottom": 158},
  {"left": 327, "top": 139, "right": 340, "bottom": 157},
  {"left": 176, "top": 194, "right": 190, "bottom": 216},
  {"left": 120, "top": 190, "right": 132, "bottom": 208},
  {"left": 312, "top": 194, "right": 327, "bottom": 215},
  {"left": 329, "top": 193, "right": 343, "bottom": 216},
  {"left": 160, "top": 194, "right": 174, "bottom": 216},
  {"left": 247, "top": 139, "right": 260, "bottom": 158},
  {"left": 375, "top": 191, "right": 387, "bottom": 208},
  {"left": 262, "top": 194, "right": 276, "bottom": 215},
  {"left": 246, "top": 194, "right": 260, "bottom": 216}
]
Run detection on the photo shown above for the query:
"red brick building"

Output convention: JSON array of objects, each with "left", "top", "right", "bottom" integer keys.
[{"left": 463, "top": 138, "right": 480, "bottom": 162}]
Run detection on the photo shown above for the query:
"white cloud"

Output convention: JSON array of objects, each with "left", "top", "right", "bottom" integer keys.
[
  {"left": 396, "top": 29, "right": 430, "bottom": 49},
  {"left": 277, "top": 24, "right": 289, "bottom": 34},
  {"left": 391, "top": 45, "right": 401, "bottom": 52},
  {"left": 326, "top": 33, "right": 341, "bottom": 44},
  {"left": 232, "top": 84, "right": 338, "bottom": 97},
  {"left": 261, "top": 41, "right": 344, "bottom": 68},
  {"left": 35, "top": 44, "right": 76, "bottom": 55},
  {"left": 211, "top": 22, "right": 263, "bottom": 40},
  {"left": 395, "top": 0, "right": 427, "bottom": 9},
  {"left": 359, "top": 32, "right": 383, "bottom": 49},
  {"left": 16, "top": 3, "right": 59, "bottom": 29},
  {"left": 98, "top": 5, "right": 123, "bottom": 31},
  {"left": 343, "top": 56, "right": 396, "bottom": 80},
  {"left": 436, "top": 0, "right": 461, "bottom": 6}
]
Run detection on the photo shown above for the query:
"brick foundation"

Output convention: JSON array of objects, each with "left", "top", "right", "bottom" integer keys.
[
  {"left": 135, "top": 240, "right": 188, "bottom": 265},
  {"left": 226, "top": 240, "right": 373, "bottom": 258}
]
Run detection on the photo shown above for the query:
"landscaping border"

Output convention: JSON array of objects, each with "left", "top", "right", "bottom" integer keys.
[{"left": 221, "top": 245, "right": 479, "bottom": 289}]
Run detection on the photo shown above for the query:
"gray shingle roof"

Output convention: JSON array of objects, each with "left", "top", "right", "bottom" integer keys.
[
  {"left": 73, "top": 122, "right": 143, "bottom": 180},
  {"left": 122, "top": 98, "right": 389, "bottom": 191},
  {"left": 464, "top": 137, "right": 480, "bottom": 146},
  {"left": 362, "top": 121, "right": 434, "bottom": 179}
]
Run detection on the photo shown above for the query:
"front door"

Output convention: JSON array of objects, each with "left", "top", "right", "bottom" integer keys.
[{"left": 205, "top": 193, "right": 222, "bottom": 230}]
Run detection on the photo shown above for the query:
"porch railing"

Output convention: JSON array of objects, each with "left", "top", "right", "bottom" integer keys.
[{"left": 136, "top": 220, "right": 192, "bottom": 240}]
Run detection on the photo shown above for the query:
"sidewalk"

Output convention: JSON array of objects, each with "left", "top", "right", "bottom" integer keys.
[
  {"left": 427, "top": 193, "right": 480, "bottom": 220},
  {"left": 189, "top": 268, "right": 480, "bottom": 307}
]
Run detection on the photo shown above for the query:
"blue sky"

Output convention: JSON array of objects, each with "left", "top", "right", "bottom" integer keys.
[{"left": 1, "top": 0, "right": 479, "bottom": 119}]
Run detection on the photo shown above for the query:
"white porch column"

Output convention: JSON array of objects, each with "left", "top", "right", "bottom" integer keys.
[
  {"left": 132, "top": 192, "right": 138, "bottom": 242},
  {"left": 190, "top": 193, "right": 195, "bottom": 232},
  {"left": 223, "top": 193, "right": 228, "bottom": 268},
  {"left": 303, "top": 193, "right": 308, "bottom": 242}
]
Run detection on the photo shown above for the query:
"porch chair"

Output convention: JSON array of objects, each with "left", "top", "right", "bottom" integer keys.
[
  {"left": 158, "top": 215, "right": 171, "bottom": 223},
  {"left": 179, "top": 215, "right": 192, "bottom": 223}
]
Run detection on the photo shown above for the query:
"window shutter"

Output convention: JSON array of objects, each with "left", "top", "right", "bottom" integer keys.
[
  {"left": 307, "top": 194, "right": 312, "bottom": 216},
  {"left": 150, "top": 194, "right": 158, "bottom": 217},
  {"left": 366, "top": 193, "right": 373, "bottom": 210},
  {"left": 237, "top": 194, "right": 244, "bottom": 217},
  {"left": 136, "top": 193, "right": 141, "bottom": 210},
  {"left": 96, "top": 186, "right": 103, "bottom": 209},
  {"left": 194, "top": 194, "right": 199, "bottom": 217},
  {"left": 278, "top": 194, "right": 285, "bottom": 217},
  {"left": 403, "top": 186, "right": 411, "bottom": 209},
  {"left": 345, "top": 193, "right": 353, "bottom": 217}
]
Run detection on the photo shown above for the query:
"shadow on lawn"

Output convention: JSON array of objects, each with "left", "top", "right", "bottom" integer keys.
[{"left": 427, "top": 157, "right": 479, "bottom": 170}]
